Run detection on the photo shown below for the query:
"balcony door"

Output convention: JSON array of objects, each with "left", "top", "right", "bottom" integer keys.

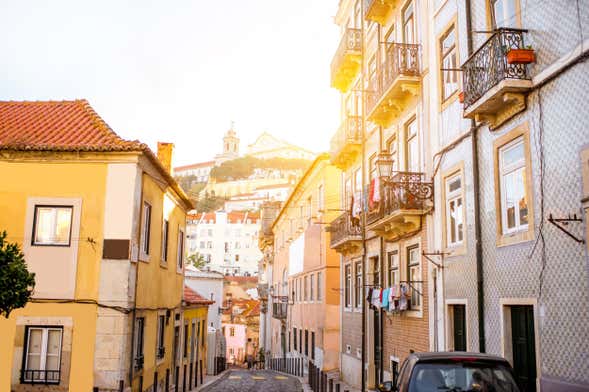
[
  {"left": 402, "top": 2, "right": 415, "bottom": 44},
  {"left": 491, "top": 0, "right": 521, "bottom": 29}
]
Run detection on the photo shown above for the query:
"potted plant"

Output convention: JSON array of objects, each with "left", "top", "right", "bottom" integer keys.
[
  {"left": 458, "top": 91, "right": 464, "bottom": 103},
  {"left": 506, "top": 45, "right": 536, "bottom": 64}
]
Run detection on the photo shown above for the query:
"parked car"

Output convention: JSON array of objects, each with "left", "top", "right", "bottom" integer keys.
[{"left": 378, "top": 352, "right": 521, "bottom": 392}]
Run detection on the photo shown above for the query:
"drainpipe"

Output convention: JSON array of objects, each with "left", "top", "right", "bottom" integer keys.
[
  {"left": 360, "top": 2, "right": 367, "bottom": 391},
  {"left": 465, "top": 0, "right": 486, "bottom": 353}
]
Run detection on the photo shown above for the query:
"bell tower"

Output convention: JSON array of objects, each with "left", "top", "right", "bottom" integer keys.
[{"left": 215, "top": 121, "right": 240, "bottom": 165}]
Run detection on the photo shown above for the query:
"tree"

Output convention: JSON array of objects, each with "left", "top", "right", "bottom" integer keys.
[
  {"left": 0, "top": 231, "right": 36, "bottom": 318},
  {"left": 187, "top": 253, "right": 207, "bottom": 269}
]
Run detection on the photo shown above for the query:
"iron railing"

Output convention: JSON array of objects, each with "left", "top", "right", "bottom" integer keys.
[
  {"left": 272, "top": 302, "right": 288, "bottom": 320},
  {"left": 329, "top": 212, "right": 362, "bottom": 247},
  {"left": 157, "top": 346, "right": 166, "bottom": 359},
  {"left": 367, "top": 43, "right": 421, "bottom": 114},
  {"left": 330, "top": 28, "right": 362, "bottom": 75},
  {"left": 366, "top": 171, "right": 434, "bottom": 225},
  {"left": 20, "top": 369, "right": 60, "bottom": 384},
  {"left": 330, "top": 115, "right": 362, "bottom": 159},
  {"left": 462, "top": 28, "right": 530, "bottom": 109},
  {"left": 134, "top": 355, "right": 144, "bottom": 370}
]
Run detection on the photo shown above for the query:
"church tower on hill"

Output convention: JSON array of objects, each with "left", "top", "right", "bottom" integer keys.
[{"left": 215, "top": 122, "right": 240, "bottom": 165}]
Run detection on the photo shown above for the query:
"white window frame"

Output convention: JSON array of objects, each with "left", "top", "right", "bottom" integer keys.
[
  {"left": 177, "top": 228, "right": 185, "bottom": 272},
  {"left": 499, "top": 137, "right": 528, "bottom": 235},
  {"left": 134, "top": 317, "right": 145, "bottom": 367},
  {"left": 388, "top": 251, "right": 399, "bottom": 287},
  {"left": 445, "top": 173, "right": 464, "bottom": 247},
  {"left": 316, "top": 272, "right": 323, "bottom": 302},
  {"left": 344, "top": 264, "right": 352, "bottom": 309},
  {"left": 141, "top": 202, "right": 152, "bottom": 258},
  {"left": 23, "top": 327, "right": 63, "bottom": 383},
  {"left": 32, "top": 205, "right": 73, "bottom": 246},
  {"left": 407, "top": 245, "right": 421, "bottom": 310},
  {"left": 309, "top": 273, "right": 314, "bottom": 302},
  {"left": 354, "top": 261, "right": 362, "bottom": 309}
]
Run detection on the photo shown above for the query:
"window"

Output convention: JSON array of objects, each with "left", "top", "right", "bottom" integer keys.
[
  {"left": 207, "top": 241, "right": 212, "bottom": 249},
  {"left": 177, "top": 229, "right": 185, "bottom": 270},
  {"left": 32, "top": 206, "right": 73, "bottom": 246},
  {"left": 304, "top": 275, "right": 308, "bottom": 301},
  {"left": 345, "top": 264, "right": 352, "bottom": 308},
  {"left": 407, "top": 246, "right": 421, "bottom": 309},
  {"left": 310, "top": 273, "right": 314, "bottom": 301},
  {"left": 387, "top": 136, "right": 399, "bottom": 172},
  {"left": 201, "top": 320, "right": 206, "bottom": 346},
  {"left": 293, "top": 327, "right": 298, "bottom": 351},
  {"left": 224, "top": 242, "right": 229, "bottom": 252},
  {"left": 405, "top": 118, "right": 419, "bottom": 172},
  {"left": 440, "top": 25, "right": 458, "bottom": 101},
  {"left": 235, "top": 254, "right": 239, "bottom": 262},
  {"left": 499, "top": 137, "right": 528, "bottom": 234},
  {"left": 318, "top": 185, "right": 324, "bottom": 213},
  {"left": 230, "top": 327, "right": 235, "bottom": 337},
  {"left": 23, "top": 327, "right": 62, "bottom": 383},
  {"left": 369, "top": 154, "right": 377, "bottom": 182},
  {"left": 311, "top": 331, "right": 315, "bottom": 360},
  {"left": 157, "top": 315, "right": 165, "bottom": 359},
  {"left": 402, "top": 2, "right": 415, "bottom": 44},
  {"left": 141, "top": 202, "right": 152, "bottom": 255},
  {"left": 388, "top": 251, "right": 399, "bottom": 286},
  {"left": 491, "top": 0, "right": 519, "bottom": 28},
  {"left": 316, "top": 272, "right": 323, "bottom": 302},
  {"left": 229, "top": 348, "right": 234, "bottom": 355},
  {"left": 161, "top": 220, "right": 169, "bottom": 262},
  {"left": 200, "top": 241, "right": 205, "bottom": 249},
  {"left": 207, "top": 229, "right": 213, "bottom": 236},
  {"left": 446, "top": 173, "right": 464, "bottom": 246},
  {"left": 304, "top": 329, "right": 309, "bottom": 356},
  {"left": 134, "top": 317, "right": 145, "bottom": 369},
  {"left": 299, "top": 330, "right": 302, "bottom": 354},
  {"left": 354, "top": 168, "right": 362, "bottom": 195},
  {"left": 183, "top": 323, "right": 189, "bottom": 358},
  {"left": 354, "top": 261, "right": 362, "bottom": 308}
]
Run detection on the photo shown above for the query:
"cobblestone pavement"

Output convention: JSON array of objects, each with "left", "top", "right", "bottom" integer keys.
[{"left": 199, "top": 369, "right": 302, "bottom": 392}]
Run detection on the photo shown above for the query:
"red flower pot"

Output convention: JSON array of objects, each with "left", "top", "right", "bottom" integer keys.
[
  {"left": 506, "top": 49, "right": 536, "bottom": 64},
  {"left": 458, "top": 91, "right": 464, "bottom": 103}
]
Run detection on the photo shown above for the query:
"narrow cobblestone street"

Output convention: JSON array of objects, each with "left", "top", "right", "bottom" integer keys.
[{"left": 200, "top": 369, "right": 302, "bottom": 392}]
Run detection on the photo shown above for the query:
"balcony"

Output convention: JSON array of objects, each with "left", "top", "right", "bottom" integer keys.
[
  {"left": 367, "top": 43, "right": 421, "bottom": 128},
  {"left": 272, "top": 302, "right": 287, "bottom": 320},
  {"left": 328, "top": 212, "right": 362, "bottom": 255},
  {"left": 330, "top": 115, "right": 362, "bottom": 170},
  {"left": 331, "top": 28, "right": 362, "bottom": 92},
  {"left": 366, "top": 172, "right": 433, "bottom": 239},
  {"left": 365, "top": 0, "right": 397, "bottom": 25},
  {"left": 462, "top": 28, "right": 533, "bottom": 129},
  {"left": 20, "top": 369, "right": 60, "bottom": 385}
]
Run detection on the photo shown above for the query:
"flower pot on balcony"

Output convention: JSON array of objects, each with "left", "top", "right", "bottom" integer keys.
[
  {"left": 506, "top": 48, "right": 536, "bottom": 64},
  {"left": 458, "top": 91, "right": 464, "bottom": 103}
]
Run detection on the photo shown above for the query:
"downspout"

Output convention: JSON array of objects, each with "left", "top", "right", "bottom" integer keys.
[
  {"left": 465, "top": 0, "right": 486, "bottom": 353},
  {"left": 129, "top": 171, "right": 144, "bottom": 386},
  {"left": 379, "top": 236, "right": 385, "bottom": 383},
  {"left": 360, "top": 2, "right": 367, "bottom": 391}
]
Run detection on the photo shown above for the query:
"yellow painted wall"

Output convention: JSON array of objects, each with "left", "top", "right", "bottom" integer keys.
[{"left": 0, "top": 157, "right": 107, "bottom": 391}]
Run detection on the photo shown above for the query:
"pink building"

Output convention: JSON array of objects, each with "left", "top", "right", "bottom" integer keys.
[{"left": 223, "top": 323, "right": 247, "bottom": 364}]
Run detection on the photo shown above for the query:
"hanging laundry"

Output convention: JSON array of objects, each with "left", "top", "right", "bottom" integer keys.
[
  {"left": 399, "top": 283, "right": 409, "bottom": 311},
  {"left": 366, "top": 287, "right": 373, "bottom": 309},
  {"left": 373, "top": 176, "right": 381, "bottom": 203},
  {"left": 368, "top": 178, "right": 375, "bottom": 210},
  {"left": 387, "top": 287, "right": 395, "bottom": 312},
  {"left": 353, "top": 191, "right": 362, "bottom": 218},
  {"left": 381, "top": 287, "right": 390, "bottom": 309},
  {"left": 372, "top": 288, "right": 382, "bottom": 308}
]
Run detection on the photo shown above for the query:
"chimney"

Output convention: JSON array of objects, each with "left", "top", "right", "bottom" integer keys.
[{"left": 157, "top": 142, "right": 174, "bottom": 174}]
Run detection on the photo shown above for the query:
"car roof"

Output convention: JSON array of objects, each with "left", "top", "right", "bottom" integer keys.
[{"left": 409, "top": 352, "right": 509, "bottom": 363}]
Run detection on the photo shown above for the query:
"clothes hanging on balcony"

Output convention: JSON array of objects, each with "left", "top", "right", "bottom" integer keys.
[
  {"left": 372, "top": 288, "right": 382, "bottom": 308},
  {"left": 381, "top": 287, "right": 390, "bottom": 308},
  {"left": 353, "top": 191, "right": 362, "bottom": 218},
  {"left": 399, "top": 284, "right": 409, "bottom": 311},
  {"left": 368, "top": 177, "right": 381, "bottom": 210},
  {"left": 366, "top": 287, "right": 374, "bottom": 310}
]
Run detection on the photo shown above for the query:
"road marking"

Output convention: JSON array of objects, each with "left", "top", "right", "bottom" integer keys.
[
  {"left": 229, "top": 376, "right": 242, "bottom": 379},
  {"left": 252, "top": 376, "right": 266, "bottom": 380},
  {"left": 275, "top": 376, "right": 288, "bottom": 380}
]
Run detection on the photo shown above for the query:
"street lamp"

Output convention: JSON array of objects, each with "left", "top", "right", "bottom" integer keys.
[{"left": 375, "top": 151, "right": 394, "bottom": 180}]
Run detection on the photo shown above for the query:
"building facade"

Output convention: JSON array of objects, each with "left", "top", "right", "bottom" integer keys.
[
  {"left": 184, "top": 266, "right": 224, "bottom": 330},
  {"left": 268, "top": 154, "right": 342, "bottom": 372},
  {"left": 186, "top": 211, "right": 262, "bottom": 276},
  {"left": 173, "top": 160, "right": 215, "bottom": 184},
  {"left": 246, "top": 132, "right": 317, "bottom": 161},
  {"left": 0, "top": 100, "right": 192, "bottom": 392}
]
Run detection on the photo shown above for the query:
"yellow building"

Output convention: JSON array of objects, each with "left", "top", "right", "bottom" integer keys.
[
  {"left": 0, "top": 100, "right": 192, "bottom": 392},
  {"left": 180, "top": 286, "right": 213, "bottom": 389},
  {"left": 269, "top": 153, "right": 342, "bottom": 371}
]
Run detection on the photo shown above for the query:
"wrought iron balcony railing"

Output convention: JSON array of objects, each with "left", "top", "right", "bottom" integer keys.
[
  {"left": 366, "top": 43, "right": 421, "bottom": 118},
  {"left": 20, "top": 369, "right": 61, "bottom": 384},
  {"left": 329, "top": 212, "right": 362, "bottom": 248},
  {"left": 462, "top": 28, "right": 530, "bottom": 109},
  {"left": 366, "top": 171, "right": 434, "bottom": 226},
  {"left": 330, "top": 115, "right": 362, "bottom": 169},
  {"left": 331, "top": 28, "right": 362, "bottom": 91},
  {"left": 272, "top": 302, "right": 288, "bottom": 320}
]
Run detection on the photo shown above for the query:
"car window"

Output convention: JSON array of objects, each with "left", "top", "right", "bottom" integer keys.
[{"left": 408, "top": 362, "right": 519, "bottom": 392}]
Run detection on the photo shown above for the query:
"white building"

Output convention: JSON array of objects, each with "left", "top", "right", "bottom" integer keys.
[
  {"left": 186, "top": 210, "right": 262, "bottom": 276},
  {"left": 184, "top": 265, "right": 224, "bottom": 330},
  {"left": 173, "top": 160, "right": 214, "bottom": 183},
  {"left": 224, "top": 183, "right": 293, "bottom": 212}
]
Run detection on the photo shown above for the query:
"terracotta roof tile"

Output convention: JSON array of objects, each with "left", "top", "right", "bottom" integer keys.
[
  {"left": 0, "top": 99, "right": 144, "bottom": 152},
  {"left": 184, "top": 286, "right": 214, "bottom": 306},
  {"left": 0, "top": 99, "right": 193, "bottom": 210}
]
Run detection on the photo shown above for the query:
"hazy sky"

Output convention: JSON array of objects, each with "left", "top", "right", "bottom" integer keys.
[{"left": 0, "top": 1, "right": 340, "bottom": 165}]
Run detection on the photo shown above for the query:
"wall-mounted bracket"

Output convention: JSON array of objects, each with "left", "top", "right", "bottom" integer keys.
[
  {"left": 547, "top": 213, "right": 585, "bottom": 244},
  {"left": 422, "top": 251, "right": 448, "bottom": 269}
]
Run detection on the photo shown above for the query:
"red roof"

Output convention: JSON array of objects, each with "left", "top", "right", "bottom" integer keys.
[
  {"left": 184, "top": 286, "right": 214, "bottom": 306},
  {"left": 0, "top": 100, "right": 143, "bottom": 151},
  {"left": 0, "top": 100, "right": 193, "bottom": 210},
  {"left": 188, "top": 211, "right": 260, "bottom": 224}
]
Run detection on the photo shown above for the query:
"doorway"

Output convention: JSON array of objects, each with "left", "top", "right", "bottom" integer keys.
[
  {"left": 510, "top": 305, "right": 537, "bottom": 392},
  {"left": 452, "top": 304, "right": 466, "bottom": 351}
]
